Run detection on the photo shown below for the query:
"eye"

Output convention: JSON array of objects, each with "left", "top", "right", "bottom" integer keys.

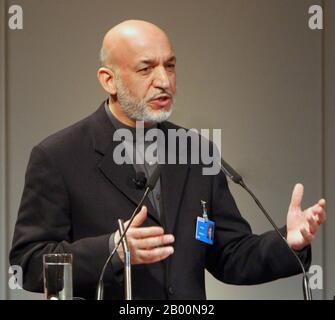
[
  {"left": 166, "top": 63, "right": 176, "bottom": 72},
  {"left": 167, "top": 64, "right": 175, "bottom": 69},
  {"left": 138, "top": 66, "right": 153, "bottom": 74}
]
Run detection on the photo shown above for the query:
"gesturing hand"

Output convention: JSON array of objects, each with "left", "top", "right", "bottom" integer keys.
[
  {"left": 114, "top": 206, "right": 175, "bottom": 264},
  {"left": 286, "top": 183, "right": 326, "bottom": 251}
]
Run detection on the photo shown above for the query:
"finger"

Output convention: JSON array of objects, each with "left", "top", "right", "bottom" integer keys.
[
  {"left": 310, "top": 203, "right": 326, "bottom": 222},
  {"left": 289, "top": 183, "right": 304, "bottom": 211},
  {"left": 306, "top": 212, "right": 318, "bottom": 235},
  {"left": 312, "top": 206, "right": 327, "bottom": 225},
  {"left": 318, "top": 199, "right": 326, "bottom": 209},
  {"left": 135, "top": 234, "right": 175, "bottom": 249},
  {"left": 124, "top": 206, "right": 148, "bottom": 228},
  {"left": 128, "top": 226, "right": 165, "bottom": 239},
  {"left": 300, "top": 226, "right": 315, "bottom": 243},
  {"left": 137, "top": 246, "right": 174, "bottom": 264}
]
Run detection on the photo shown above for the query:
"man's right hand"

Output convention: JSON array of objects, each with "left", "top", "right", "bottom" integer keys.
[{"left": 114, "top": 206, "right": 175, "bottom": 264}]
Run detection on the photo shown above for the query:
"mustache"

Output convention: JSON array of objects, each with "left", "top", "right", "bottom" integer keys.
[{"left": 146, "top": 91, "right": 174, "bottom": 102}]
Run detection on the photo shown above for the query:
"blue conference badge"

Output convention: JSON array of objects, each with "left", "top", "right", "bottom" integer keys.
[{"left": 195, "top": 217, "right": 215, "bottom": 245}]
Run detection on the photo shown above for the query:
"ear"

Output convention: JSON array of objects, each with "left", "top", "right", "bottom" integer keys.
[{"left": 97, "top": 67, "right": 117, "bottom": 95}]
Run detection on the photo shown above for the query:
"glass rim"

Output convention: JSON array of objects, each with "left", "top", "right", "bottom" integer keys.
[
  {"left": 43, "top": 253, "right": 73, "bottom": 263},
  {"left": 43, "top": 253, "right": 73, "bottom": 257},
  {"left": 43, "top": 253, "right": 72, "bottom": 257}
]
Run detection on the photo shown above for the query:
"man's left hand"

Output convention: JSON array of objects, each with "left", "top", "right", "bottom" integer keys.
[{"left": 286, "top": 183, "right": 326, "bottom": 251}]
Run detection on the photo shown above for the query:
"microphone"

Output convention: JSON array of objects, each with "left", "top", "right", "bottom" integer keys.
[
  {"left": 95, "top": 164, "right": 163, "bottom": 300},
  {"left": 220, "top": 159, "right": 312, "bottom": 300},
  {"left": 133, "top": 171, "right": 147, "bottom": 190},
  {"left": 118, "top": 219, "right": 132, "bottom": 300}
]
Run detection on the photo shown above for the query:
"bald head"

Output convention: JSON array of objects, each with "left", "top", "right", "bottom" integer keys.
[{"left": 99, "top": 20, "right": 173, "bottom": 68}]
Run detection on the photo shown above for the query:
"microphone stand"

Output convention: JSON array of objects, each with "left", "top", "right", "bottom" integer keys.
[
  {"left": 96, "top": 164, "right": 162, "bottom": 300},
  {"left": 220, "top": 162, "right": 312, "bottom": 300},
  {"left": 95, "top": 188, "right": 149, "bottom": 300},
  {"left": 118, "top": 219, "right": 132, "bottom": 300}
]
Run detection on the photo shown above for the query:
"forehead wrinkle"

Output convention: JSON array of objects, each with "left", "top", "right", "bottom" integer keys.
[{"left": 135, "top": 53, "right": 176, "bottom": 66}]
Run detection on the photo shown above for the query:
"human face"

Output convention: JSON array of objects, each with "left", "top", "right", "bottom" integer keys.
[
  {"left": 114, "top": 71, "right": 174, "bottom": 123},
  {"left": 115, "top": 36, "right": 177, "bottom": 123}
]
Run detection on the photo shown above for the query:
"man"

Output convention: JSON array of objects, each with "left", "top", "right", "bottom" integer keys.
[{"left": 10, "top": 20, "right": 326, "bottom": 300}]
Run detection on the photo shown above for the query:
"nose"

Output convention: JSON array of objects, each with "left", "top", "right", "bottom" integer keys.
[{"left": 152, "top": 66, "right": 170, "bottom": 90}]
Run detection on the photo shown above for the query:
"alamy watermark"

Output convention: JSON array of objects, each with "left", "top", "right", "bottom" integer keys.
[
  {"left": 7, "top": 4, "right": 323, "bottom": 31},
  {"left": 308, "top": 264, "right": 323, "bottom": 290},
  {"left": 8, "top": 265, "right": 23, "bottom": 290},
  {"left": 8, "top": 5, "right": 23, "bottom": 30},
  {"left": 308, "top": 5, "right": 323, "bottom": 30},
  {"left": 112, "top": 123, "right": 222, "bottom": 176},
  {"left": 7, "top": 264, "right": 324, "bottom": 291}
]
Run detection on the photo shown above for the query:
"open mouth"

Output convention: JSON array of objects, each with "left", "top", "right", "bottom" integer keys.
[
  {"left": 151, "top": 95, "right": 171, "bottom": 102},
  {"left": 149, "top": 95, "right": 172, "bottom": 109},
  {"left": 157, "top": 96, "right": 170, "bottom": 102}
]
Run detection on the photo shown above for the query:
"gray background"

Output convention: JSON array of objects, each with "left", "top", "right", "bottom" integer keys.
[{"left": 0, "top": 0, "right": 334, "bottom": 300}]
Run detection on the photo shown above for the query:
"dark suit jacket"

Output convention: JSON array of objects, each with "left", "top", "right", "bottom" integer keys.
[{"left": 9, "top": 102, "right": 310, "bottom": 300}]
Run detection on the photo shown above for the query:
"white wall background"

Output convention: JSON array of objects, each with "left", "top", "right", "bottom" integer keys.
[{"left": 0, "top": 0, "right": 333, "bottom": 300}]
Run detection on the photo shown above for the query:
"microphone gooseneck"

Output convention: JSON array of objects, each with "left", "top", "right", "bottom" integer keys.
[
  {"left": 220, "top": 159, "right": 312, "bottom": 300},
  {"left": 95, "top": 164, "right": 162, "bottom": 300}
]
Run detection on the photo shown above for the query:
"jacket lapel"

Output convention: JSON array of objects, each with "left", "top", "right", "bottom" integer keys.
[
  {"left": 90, "top": 102, "right": 160, "bottom": 225},
  {"left": 159, "top": 122, "right": 190, "bottom": 235}
]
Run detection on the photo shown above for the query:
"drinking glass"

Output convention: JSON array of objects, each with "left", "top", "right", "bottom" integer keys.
[{"left": 43, "top": 253, "right": 73, "bottom": 300}]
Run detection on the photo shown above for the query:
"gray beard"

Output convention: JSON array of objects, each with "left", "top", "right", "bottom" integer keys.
[{"left": 114, "top": 76, "right": 174, "bottom": 123}]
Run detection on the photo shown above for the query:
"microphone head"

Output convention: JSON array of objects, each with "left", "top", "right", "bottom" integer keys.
[
  {"left": 147, "top": 164, "right": 162, "bottom": 190},
  {"left": 133, "top": 171, "right": 147, "bottom": 189}
]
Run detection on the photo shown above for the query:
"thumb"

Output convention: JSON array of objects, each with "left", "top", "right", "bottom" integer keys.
[
  {"left": 289, "top": 183, "right": 304, "bottom": 211},
  {"left": 127, "top": 206, "right": 148, "bottom": 228}
]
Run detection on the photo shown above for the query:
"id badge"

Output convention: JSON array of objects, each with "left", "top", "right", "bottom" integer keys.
[{"left": 195, "top": 217, "right": 215, "bottom": 245}]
